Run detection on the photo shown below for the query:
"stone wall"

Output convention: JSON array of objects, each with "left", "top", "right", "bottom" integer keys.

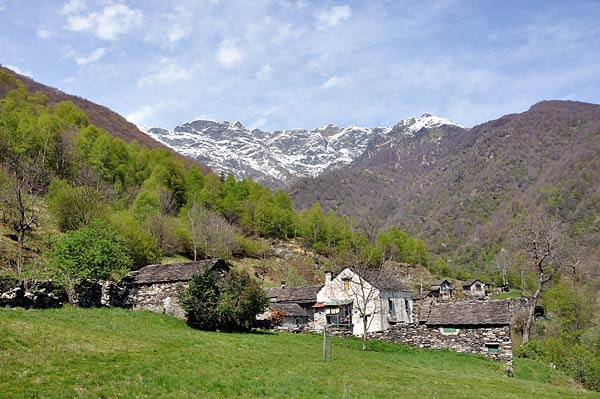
[
  {"left": 0, "top": 279, "right": 129, "bottom": 309},
  {"left": 128, "top": 282, "right": 188, "bottom": 318},
  {"left": 368, "top": 323, "right": 512, "bottom": 363}
]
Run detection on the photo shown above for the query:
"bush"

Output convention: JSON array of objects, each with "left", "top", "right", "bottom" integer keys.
[
  {"left": 47, "top": 221, "right": 132, "bottom": 303},
  {"left": 515, "top": 340, "right": 547, "bottom": 361},
  {"left": 180, "top": 268, "right": 268, "bottom": 332}
]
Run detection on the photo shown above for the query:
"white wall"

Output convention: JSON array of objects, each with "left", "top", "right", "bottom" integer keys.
[{"left": 316, "top": 268, "right": 413, "bottom": 336}]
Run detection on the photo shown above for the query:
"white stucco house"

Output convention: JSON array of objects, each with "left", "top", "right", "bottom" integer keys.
[{"left": 313, "top": 267, "right": 414, "bottom": 336}]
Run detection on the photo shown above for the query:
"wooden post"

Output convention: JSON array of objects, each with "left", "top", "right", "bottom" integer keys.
[
  {"left": 322, "top": 325, "right": 327, "bottom": 360},
  {"left": 328, "top": 330, "right": 333, "bottom": 360}
]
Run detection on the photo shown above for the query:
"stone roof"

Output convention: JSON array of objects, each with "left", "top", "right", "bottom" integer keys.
[
  {"left": 124, "top": 259, "right": 229, "bottom": 285},
  {"left": 462, "top": 279, "right": 483, "bottom": 288},
  {"left": 424, "top": 300, "right": 510, "bottom": 326},
  {"left": 430, "top": 279, "right": 450, "bottom": 288},
  {"left": 360, "top": 268, "right": 412, "bottom": 292},
  {"left": 269, "top": 302, "right": 309, "bottom": 317},
  {"left": 264, "top": 285, "right": 322, "bottom": 304}
]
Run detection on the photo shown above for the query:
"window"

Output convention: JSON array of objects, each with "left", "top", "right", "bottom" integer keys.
[
  {"left": 388, "top": 298, "right": 396, "bottom": 317},
  {"left": 326, "top": 304, "right": 352, "bottom": 326},
  {"left": 486, "top": 343, "right": 500, "bottom": 353},
  {"left": 441, "top": 327, "right": 459, "bottom": 335},
  {"left": 343, "top": 278, "right": 350, "bottom": 291}
]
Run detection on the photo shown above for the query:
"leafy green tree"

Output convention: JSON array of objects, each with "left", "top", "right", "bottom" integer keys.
[
  {"left": 47, "top": 178, "right": 107, "bottom": 231},
  {"left": 179, "top": 269, "right": 221, "bottom": 331},
  {"left": 217, "top": 269, "right": 269, "bottom": 331},
  {"left": 47, "top": 221, "right": 133, "bottom": 303},
  {"left": 108, "top": 210, "right": 161, "bottom": 268},
  {"left": 376, "top": 227, "right": 429, "bottom": 265},
  {"left": 180, "top": 268, "right": 268, "bottom": 332}
]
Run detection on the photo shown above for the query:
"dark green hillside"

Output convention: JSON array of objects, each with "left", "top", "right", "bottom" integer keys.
[
  {"left": 0, "top": 307, "right": 595, "bottom": 399},
  {"left": 0, "top": 71, "right": 431, "bottom": 289},
  {"left": 290, "top": 101, "right": 600, "bottom": 271}
]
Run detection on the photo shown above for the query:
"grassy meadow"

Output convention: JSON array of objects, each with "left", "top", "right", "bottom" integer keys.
[{"left": 0, "top": 307, "right": 596, "bottom": 399}]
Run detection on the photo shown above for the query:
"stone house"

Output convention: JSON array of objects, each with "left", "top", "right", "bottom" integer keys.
[
  {"left": 372, "top": 299, "right": 513, "bottom": 362},
  {"left": 262, "top": 285, "right": 322, "bottom": 328},
  {"left": 429, "top": 279, "right": 453, "bottom": 301},
  {"left": 463, "top": 279, "right": 486, "bottom": 298},
  {"left": 314, "top": 267, "right": 413, "bottom": 336},
  {"left": 123, "top": 259, "right": 230, "bottom": 318}
]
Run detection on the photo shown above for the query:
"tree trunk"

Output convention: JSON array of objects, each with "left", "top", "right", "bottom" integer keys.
[
  {"left": 362, "top": 316, "right": 368, "bottom": 350},
  {"left": 522, "top": 285, "right": 543, "bottom": 344}
]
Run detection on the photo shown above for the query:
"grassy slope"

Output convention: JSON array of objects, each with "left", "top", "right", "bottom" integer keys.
[{"left": 0, "top": 308, "right": 595, "bottom": 399}]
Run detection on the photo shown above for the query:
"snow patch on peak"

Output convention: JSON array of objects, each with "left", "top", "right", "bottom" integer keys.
[
  {"left": 395, "top": 114, "right": 463, "bottom": 134},
  {"left": 144, "top": 115, "right": 466, "bottom": 187}
]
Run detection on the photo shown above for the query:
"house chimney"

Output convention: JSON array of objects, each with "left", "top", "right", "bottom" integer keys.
[
  {"left": 325, "top": 271, "right": 332, "bottom": 288},
  {"left": 280, "top": 280, "right": 286, "bottom": 289}
]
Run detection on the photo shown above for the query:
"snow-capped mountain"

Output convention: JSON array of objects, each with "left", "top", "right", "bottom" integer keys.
[{"left": 144, "top": 114, "right": 463, "bottom": 187}]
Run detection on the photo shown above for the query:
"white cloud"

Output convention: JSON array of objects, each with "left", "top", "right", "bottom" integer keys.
[
  {"left": 249, "top": 117, "right": 267, "bottom": 130},
  {"left": 66, "top": 3, "right": 143, "bottom": 41},
  {"left": 4, "top": 64, "right": 32, "bottom": 77},
  {"left": 272, "top": 23, "right": 304, "bottom": 44},
  {"left": 255, "top": 64, "right": 274, "bottom": 80},
  {"left": 167, "top": 25, "right": 188, "bottom": 44},
  {"left": 74, "top": 47, "right": 108, "bottom": 65},
  {"left": 126, "top": 105, "right": 154, "bottom": 127},
  {"left": 37, "top": 27, "right": 56, "bottom": 39},
  {"left": 61, "top": 0, "right": 86, "bottom": 16},
  {"left": 321, "top": 75, "right": 352, "bottom": 89},
  {"left": 216, "top": 40, "right": 243, "bottom": 67},
  {"left": 317, "top": 5, "right": 352, "bottom": 29},
  {"left": 137, "top": 58, "right": 198, "bottom": 87}
]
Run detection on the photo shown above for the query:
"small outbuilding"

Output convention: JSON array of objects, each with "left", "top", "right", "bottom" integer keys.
[
  {"left": 373, "top": 299, "right": 513, "bottom": 363},
  {"left": 123, "top": 259, "right": 230, "bottom": 318},
  {"left": 429, "top": 279, "right": 453, "bottom": 301},
  {"left": 462, "top": 279, "right": 486, "bottom": 298},
  {"left": 262, "top": 285, "right": 322, "bottom": 328}
]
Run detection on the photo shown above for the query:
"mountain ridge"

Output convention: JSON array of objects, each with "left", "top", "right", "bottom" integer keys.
[
  {"left": 144, "top": 114, "right": 464, "bottom": 187},
  {"left": 290, "top": 99, "right": 600, "bottom": 269}
]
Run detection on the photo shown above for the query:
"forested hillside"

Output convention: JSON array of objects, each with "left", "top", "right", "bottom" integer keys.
[
  {"left": 291, "top": 101, "right": 600, "bottom": 273},
  {"left": 0, "top": 66, "right": 207, "bottom": 171},
  {"left": 0, "top": 75, "right": 432, "bottom": 293}
]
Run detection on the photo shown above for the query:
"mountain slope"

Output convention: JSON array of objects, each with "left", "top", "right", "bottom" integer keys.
[
  {"left": 290, "top": 101, "right": 600, "bottom": 268},
  {"left": 145, "top": 115, "right": 461, "bottom": 187},
  {"left": 0, "top": 65, "right": 208, "bottom": 172}
]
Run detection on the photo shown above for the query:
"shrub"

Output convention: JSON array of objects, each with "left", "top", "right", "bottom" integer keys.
[
  {"left": 180, "top": 268, "right": 268, "bottom": 332},
  {"left": 47, "top": 221, "right": 132, "bottom": 303}
]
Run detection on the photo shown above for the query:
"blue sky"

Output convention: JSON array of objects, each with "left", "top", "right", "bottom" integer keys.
[{"left": 1, "top": 0, "right": 599, "bottom": 131}]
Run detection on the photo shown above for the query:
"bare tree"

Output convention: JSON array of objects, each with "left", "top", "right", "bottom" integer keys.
[
  {"left": 0, "top": 155, "right": 46, "bottom": 278},
  {"left": 187, "top": 201, "right": 205, "bottom": 261},
  {"left": 147, "top": 213, "right": 181, "bottom": 256},
  {"left": 187, "top": 203, "right": 238, "bottom": 260},
  {"left": 511, "top": 211, "right": 581, "bottom": 343},
  {"left": 356, "top": 207, "right": 384, "bottom": 245},
  {"left": 494, "top": 248, "right": 512, "bottom": 286}
]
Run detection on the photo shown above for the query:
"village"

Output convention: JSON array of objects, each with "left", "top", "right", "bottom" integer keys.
[{"left": 1, "top": 258, "right": 528, "bottom": 367}]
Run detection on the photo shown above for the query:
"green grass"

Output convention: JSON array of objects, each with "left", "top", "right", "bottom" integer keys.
[{"left": 0, "top": 307, "right": 596, "bottom": 399}]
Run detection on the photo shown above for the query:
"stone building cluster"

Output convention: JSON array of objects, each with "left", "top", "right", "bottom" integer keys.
[{"left": 1, "top": 259, "right": 518, "bottom": 363}]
